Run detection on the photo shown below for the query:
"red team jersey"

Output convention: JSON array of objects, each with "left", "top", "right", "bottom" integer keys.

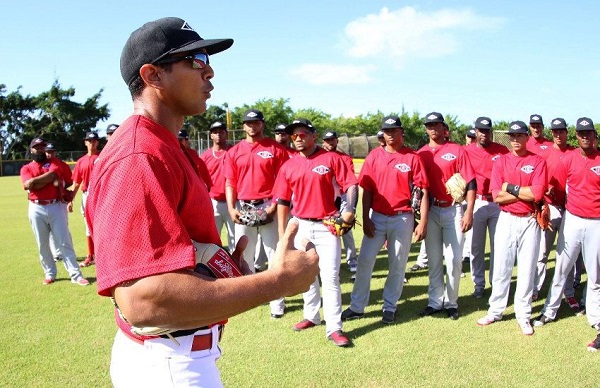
[
  {"left": 224, "top": 138, "right": 289, "bottom": 200},
  {"left": 86, "top": 115, "right": 220, "bottom": 297},
  {"left": 20, "top": 158, "right": 71, "bottom": 201},
  {"left": 417, "top": 141, "right": 475, "bottom": 203},
  {"left": 491, "top": 151, "right": 547, "bottom": 214},
  {"left": 526, "top": 137, "right": 554, "bottom": 156},
  {"left": 543, "top": 146, "right": 575, "bottom": 206},
  {"left": 273, "top": 147, "right": 358, "bottom": 219},
  {"left": 463, "top": 142, "right": 509, "bottom": 196},
  {"left": 72, "top": 153, "right": 100, "bottom": 192},
  {"left": 184, "top": 147, "right": 212, "bottom": 191},
  {"left": 359, "top": 146, "right": 429, "bottom": 215},
  {"left": 200, "top": 147, "right": 230, "bottom": 201},
  {"left": 551, "top": 149, "right": 600, "bottom": 218}
]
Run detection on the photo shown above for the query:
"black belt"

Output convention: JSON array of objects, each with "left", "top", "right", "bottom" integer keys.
[
  {"left": 241, "top": 198, "right": 271, "bottom": 206},
  {"left": 161, "top": 326, "right": 209, "bottom": 338},
  {"left": 297, "top": 217, "right": 323, "bottom": 222}
]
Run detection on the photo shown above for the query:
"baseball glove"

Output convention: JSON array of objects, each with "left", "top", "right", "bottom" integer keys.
[
  {"left": 534, "top": 201, "right": 553, "bottom": 231},
  {"left": 128, "top": 241, "right": 243, "bottom": 338},
  {"left": 239, "top": 202, "right": 272, "bottom": 226},
  {"left": 445, "top": 173, "right": 467, "bottom": 204},
  {"left": 323, "top": 215, "right": 356, "bottom": 236}
]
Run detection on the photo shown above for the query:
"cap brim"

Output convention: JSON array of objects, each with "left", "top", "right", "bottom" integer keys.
[{"left": 172, "top": 38, "right": 234, "bottom": 56}]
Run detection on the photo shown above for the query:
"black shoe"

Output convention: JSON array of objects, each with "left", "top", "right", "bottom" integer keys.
[
  {"left": 271, "top": 313, "right": 283, "bottom": 319},
  {"left": 410, "top": 263, "right": 427, "bottom": 272},
  {"left": 382, "top": 310, "right": 396, "bottom": 324},
  {"left": 418, "top": 306, "right": 442, "bottom": 317},
  {"left": 473, "top": 288, "right": 484, "bottom": 299},
  {"left": 341, "top": 308, "right": 364, "bottom": 321},
  {"left": 446, "top": 308, "right": 459, "bottom": 320}
]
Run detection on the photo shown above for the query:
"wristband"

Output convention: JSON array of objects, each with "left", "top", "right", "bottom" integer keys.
[{"left": 506, "top": 184, "right": 520, "bottom": 197}]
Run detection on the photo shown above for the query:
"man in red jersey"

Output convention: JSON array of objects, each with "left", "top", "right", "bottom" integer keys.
[
  {"left": 224, "top": 108, "right": 290, "bottom": 318},
  {"left": 534, "top": 117, "right": 600, "bottom": 352},
  {"left": 85, "top": 17, "right": 318, "bottom": 386},
  {"left": 476, "top": 120, "right": 547, "bottom": 336},
  {"left": 274, "top": 118, "right": 358, "bottom": 347},
  {"left": 532, "top": 118, "right": 577, "bottom": 305},
  {"left": 21, "top": 138, "right": 89, "bottom": 286},
  {"left": 274, "top": 123, "right": 296, "bottom": 157},
  {"left": 342, "top": 116, "right": 429, "bottom": 324},
  {"left": 322, "top": 130, "right": 358, "bottom": 273},
  {"left": 178, "top": 129, "right": 212, "bottom": 190},
  {"left": 526, "top": 114, "right": 553, "bottom": 156},
  {"left": 417, "top": 112, "right": 476, "bottom": 320},
  {"left": 463, "top": 117, "right": 509, "bottom": 299},
  {"left": 70, "top": 131, "right": 101, "bottom": 267},
  {"left": 200, "top": 120, "right": 234, "bottom": 251}
]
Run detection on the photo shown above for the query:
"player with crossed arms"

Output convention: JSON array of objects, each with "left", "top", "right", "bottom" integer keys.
[{"left": 274, "top": 118, "right": 358, "bottom": 347}]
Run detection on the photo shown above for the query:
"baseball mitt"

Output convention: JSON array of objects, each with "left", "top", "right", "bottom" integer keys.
[
  {"left": 129, "top": 241, "right": 243, "bottom": 338},
  {"left": 239, "top": 202, "right": 272, "bottom": 227},
  {"left": 323, "top": 215, "right": 355, "bottom": 236},
  {"left": 534, "top": 201, "right": 553, "bottom": 231},
  {"left": 445, "top": 173, "right": 467, "bottom": 204}
]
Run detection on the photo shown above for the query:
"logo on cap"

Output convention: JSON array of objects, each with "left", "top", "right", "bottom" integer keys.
[
  {"left": 552, "top": 119, "right": 561, "bottom": 125},
  {"left": 579, "top": 120, "right": 591, "bottom": 127},
  {"left": 441, "top": 153, "right": 457, "bottom": 161},
  {"left": 248, "top": 112, "right": 258, "bottom": 118},
  {"left": 180, "top": 21, "right": 195, "bottom": 31},
  {"left": 312, "top": 165, "right": 330, "bottom": 175},
  {"left": 521, "top": 165, "right": 534, "bottom": 174},
  {"left": 480, "top": 119, "right": 490, "bottom": 125},
  {"left": 591, "top": 166, "right": 600, "bottom": 176},
  {"left": 531, "top": 116, "right": 541, "bottom": 121},
  {"left": 385, "top": 118, "right": 396, "bottom": 125},
  {"left": 510, "top": 124, "right": 521, "bottom": 130},
  {"left": 427, "top": 114, "right": 438, "bottom": 120},
  {"left": 394, "top": 163, "right": 411, "bottom": 173},
  {"left": 256, "top": 151, "right": 273, "bottom": 159}
]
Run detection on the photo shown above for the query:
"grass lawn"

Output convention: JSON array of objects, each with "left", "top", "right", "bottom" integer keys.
[{"left": 0, "top": 174, "right": 595, "bottom": 387}]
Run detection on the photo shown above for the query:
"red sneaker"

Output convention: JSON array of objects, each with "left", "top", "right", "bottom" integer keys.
[
  {"left": 566, "top": 297, "right": 580, "bottom": 311},
  {"left": 72, "top": 277, "right": 90, "bottom": 286},
  {"left": 292, "top": 319, "right": 317, "bottom": 331},
  {"left": 80, "top": 256, "right": 95, "bottom": 267},
  {"left": 328, "top": 331, "right": 350, "bottom": 347},
  {"left": 42, "top": 278, "right": 55, "bottom": 285}
]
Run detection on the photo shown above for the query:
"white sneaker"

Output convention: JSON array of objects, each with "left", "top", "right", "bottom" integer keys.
[
  {"left": 518, "top": 319, "right": 534, "bottom": 336},
  {"left": 477, "top": 315, "right": 501, "bottom": 326},
  {"left": 348, "top": 258, "right": 358, "bottom": 273}
]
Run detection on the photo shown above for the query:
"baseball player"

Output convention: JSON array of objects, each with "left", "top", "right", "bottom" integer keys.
[
  {"left": 274, "top": 118, "right": 358, "bottom": 347},
  {"left": 417, "top": 112, "right": 476, "bottom": 320},
  {"left": 526, "top": 114, "right": 553, "bottom": 156},
  {"left": 70, "top": 131, "right": 101, "bottom": 267},
  {"left": 45, "top": 142, "right": 71, "bottom": 262},
  {"left": 224, "top": 109, "right": 290, "bottom": 317},
  {"left": 200, "top": 121, "right": 234, "bottom": 251},
  {"left": 106, "top": 123, "right": 119, "bottom": 141},
  {"left": 461, "top": 127, "right": 477, "bottom": 264},
  {"left": 274, "top": 123, "right": 297, "bottom": 157},
  {"left": 86, "top": 17, "right": 319, "bottom": 386},
  {"left": 477, "top": 120, "right": 547, "bottom": 336},
  {"left": 322, "top": 130, "right": 358, "bottom": 273},
  {"left": 463, "top": 117, "right": 509, "bottom": 298},
  {"left": 21, "top": 138, "right": 89, "bottom": 286},
  {"left": 342, "top": 115, "right": 429, "bottom": 324},
  {"left": 178, "top": 129, "right": 212, "bottom": 190},
  {"left": 533, "top": 117, "right": 600, "bottom": 352},
  {"left": 532, "top": 118, "right": 577, "bottom": 305}
]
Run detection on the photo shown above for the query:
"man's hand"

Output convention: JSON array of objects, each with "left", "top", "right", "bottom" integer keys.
[
  {"left": 413, "top": 220, "right": 427, "bottom": 242},
  {"left": 461, "top": 210, "right": 473, "bottom": 233},
  {"left": 230, "top": 236, "right": 252, "bottom": 275},
  {"left": 264, "top": 203, "right": 277, "bottom": 218},
  {"left": 68, "top": 202, "right": 74, "bottom": 213},
  {"left": 362, "top": 216, "right": 375, "bottom": 238},
  {"left": 228, "top": 207, "right": 242, "bottom": 224},
  {"left": 271, "top": 219, "right": 319, "bottom": 297}
]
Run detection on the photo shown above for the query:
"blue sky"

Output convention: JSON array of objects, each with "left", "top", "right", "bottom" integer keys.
[{"left": 2, "top": 1, "right": 599, "bottom": 134}]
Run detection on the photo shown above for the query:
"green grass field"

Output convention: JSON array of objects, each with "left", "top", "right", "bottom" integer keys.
[{"left": 0, "top": 175, "right": 595, "bottom": 387}]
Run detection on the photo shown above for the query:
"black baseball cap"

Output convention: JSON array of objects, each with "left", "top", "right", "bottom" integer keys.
[
  {"left": 46, "top": 143, "right": 56, "bottom": 152},
  {"left": 120, "top": 17, "right": 234, "bottom": 86},
  {"left": 507, "top": 121, "right": 529, "bottom": 134},
  {"left": 243, "top": 109, "right": 265, "bottom": 122},
  {"left": 177, "top": 129, "right": 189, "bottom": 139},
  {"left": 106, "top": 124, "right": 119, "bottom": 134},
  {"left": 285, "top": 118, "right": 315, "bottom": 135},
  {"left": 29, "top": 137, "right": 46, "bottom": 149},
  {"left": 550, "top": 118, "right": 567, "bottom": 130},
  {"left": 209, "top": 121, "right": 227, "bottom": 131},
  {"left": 381, "top": 116, "right": 402, "bottom": 130},
  {"left": 529, "top": 114, "right": 544, "bottom": 125},
  {"left": 85, "top": 132, "right": 100, "bottom": 141},
  {"left": 424, "top": 112, "right": 447, "bottom": 126},
  {"left": 274, "top": 123, "right": 287, "bottom": 133},
  {"left": 376, "top": 130, "right": 384, "bottom": 139},
  {"left": 323, "top": 131, "right": 338, "bottom": 140},
  {"left": 466, "top": 128, "right": 477, "bottom": 138},
  {"left": 474, "top": 117, "right": 492, "bottom": 131},
  {"left": 576, "top": 117, "right": 595, "bottom": 131}
]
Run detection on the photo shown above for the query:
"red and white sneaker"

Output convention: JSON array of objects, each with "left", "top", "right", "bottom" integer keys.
[
  {"left": 72, "top": 277, "right": 90, "bottom": 286},
  {"left": 292, "top": 319, "right": 317, "bottom": 331},
  {"left": 477, "top": 315, "right": 501, "bottom": 326},
  {"left": 42, "top": 278, "right": 55, "bottom": 285},
  {"left": 587, "top": 332, "right": 600, "bottom": 352},
  {"left": 328, "top": 331, "right": 350, "bottom": 347},
  {"left": 80, "top": 255, "right": 95, "bottom": 267},
  {"left": 565, "top": 297, "right": 580, "bottom": 311}
]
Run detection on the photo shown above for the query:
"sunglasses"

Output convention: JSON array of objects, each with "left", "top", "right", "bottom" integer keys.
[
  {"left": 155, "top": 52, "right": 210, "bottom": 69},
  {"left": 291, "top": 132, "right": 312, "bottom": 141}
]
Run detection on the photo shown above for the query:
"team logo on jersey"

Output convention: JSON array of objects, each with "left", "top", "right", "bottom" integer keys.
[
  {"left": 256, "top": 151, "right": 274, "bottom": 159},
  {"left": 591, "top": 166, "right": 600, "bottom": 176},
  {"left": 394, "top": 163, "right": 411, "bottom": 173},
  {"left": 540, "top": 146, "right": 548, "bottom": 150},
  {"left": 441, "top": 153, "right": 457, "bottom": 161},
  {"left": 491, "top": 155, "right": 501, "bottom": 161},
  {"left": 312, "top": 165, "right": 330, "bottom": 175},
  {"left": 42, "top": 162, "right": 51, "bottom": 169},
  {"left": 520, "top": 165, "right": 534, "bottom": 174}
]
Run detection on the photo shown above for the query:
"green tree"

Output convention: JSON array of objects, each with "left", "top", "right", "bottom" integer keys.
[{"left": 232, "top": 98, "right": 295, "bottom": 137}]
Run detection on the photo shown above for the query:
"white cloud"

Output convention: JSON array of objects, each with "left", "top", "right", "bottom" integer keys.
[
  {"left": 343, "top": 6, "right": 504, "bottom": 62},
  {"left": 288, "top": 64, "right": 377, "bottom": 85}
]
